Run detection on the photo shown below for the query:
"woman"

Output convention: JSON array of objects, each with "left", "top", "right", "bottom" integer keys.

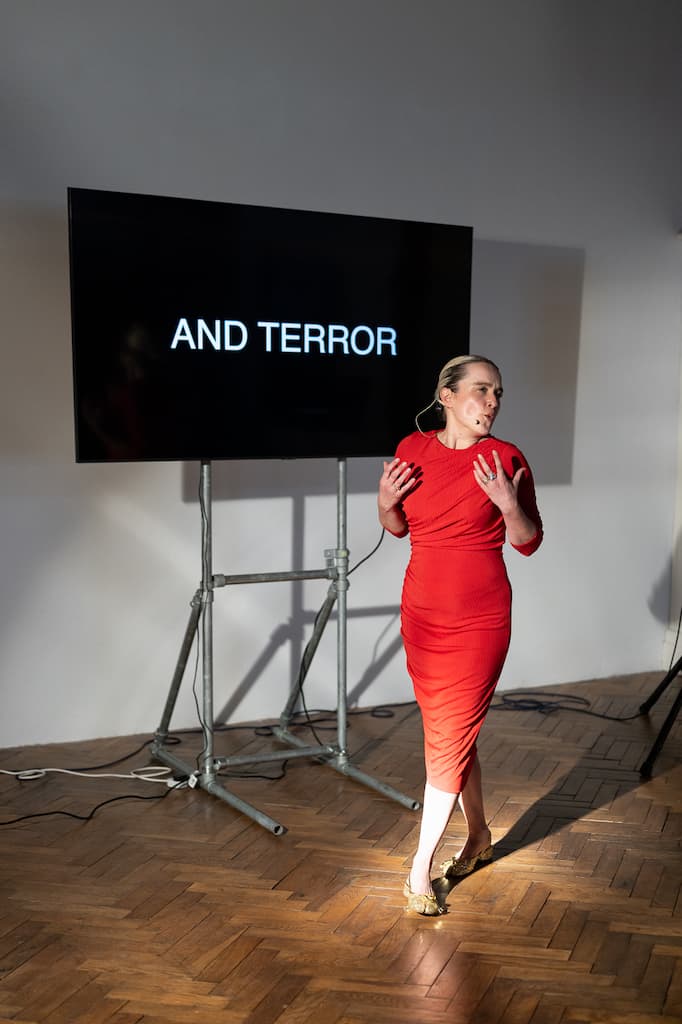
[{"left": 378, "top": 354, "right": 543, "bottom": 915}]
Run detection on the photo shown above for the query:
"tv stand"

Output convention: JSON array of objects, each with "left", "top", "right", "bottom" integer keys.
[{"left": 151, "top": 458, "right": 420, "bottom": 834}]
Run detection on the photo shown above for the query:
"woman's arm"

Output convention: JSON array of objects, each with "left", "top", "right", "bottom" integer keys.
[
  {"left": 499, "top": 499, "right": 538, "bottom": 548},
  {"left": 473, "top": 448, "right": 543, "bottom": 554}
]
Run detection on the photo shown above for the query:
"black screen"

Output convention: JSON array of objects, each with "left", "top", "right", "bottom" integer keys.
[{"left": 68, "top": 188, "right": 472, "bottom": 461}]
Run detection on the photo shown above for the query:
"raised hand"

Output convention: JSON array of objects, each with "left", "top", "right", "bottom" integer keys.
[
  {"left": 473, "top": 449, "right": 525, "bottom": 514},
  {"left": 379, "top": 458, "right": 416, "bottom": 511}
]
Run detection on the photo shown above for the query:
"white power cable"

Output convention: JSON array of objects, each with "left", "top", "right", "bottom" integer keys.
[{"left": 0, "top": 765, "right": 172, "bottom": 784}]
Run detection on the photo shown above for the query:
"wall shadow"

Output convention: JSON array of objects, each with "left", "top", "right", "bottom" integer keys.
[
  {"left": 471, "top": 239, "right": 584, "bottom": 484},
  {"left": 648, "top": 527, "right": 680, "bottom": 626},
  {"left": 213, "top": 604, "right": 402, "bottom": 723}
]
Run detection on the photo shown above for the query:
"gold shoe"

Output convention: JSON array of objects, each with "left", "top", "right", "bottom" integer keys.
[
  {"left": 403, "top": 876, "right": 441, "bottom": 916},
  {"left": 441, "top": 843, "right": 493, "bottom": 880}
]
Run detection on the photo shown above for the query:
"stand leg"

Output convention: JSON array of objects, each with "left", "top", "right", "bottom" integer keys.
[
  {"left": 639, "top": 658, "right": 682, "bottom": 778},
  {"left": 639, "top": 656, "right": 682, "bottom": 714},
  {"left": 640, "top": 684, "right": 682, "bottom": 778},
  {"left": 153, "top": 591, "right": 202, "bottom": 745}
]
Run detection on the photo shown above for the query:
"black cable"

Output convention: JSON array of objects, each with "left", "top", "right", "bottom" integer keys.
[
  {"left": 190, "top": 607, "right": 209, "bottom": 773},
  {"left": 275, "top": 691, "right": 648, "bottom": 727},
  {"left": 70, "top": 740, "right": 153, "bottom": 772},
  {"left": 199, "top": 466, "right": 210, "bottom": 591},
  {"left": 196, "top": 472, "right": 213, "bottom": 770},
  {"left": 7, "top": 734, "right": 183, "bottom": 777},
  {"left": 296, "top": 667, "right": 325, "bottom": 745},
  {"left": 0, "top": 782, "right": 179, "bottom": 827},
  {"left": 285, "top": 600, "right": 329, "bottom": 746},
  {"left": 251, "top": 702, "right": 409, "bottom": 738},
  {"left": 217, "top": 760, "right": 290, "bottom": 782},
  {"left": 489, "top": 691, "right": 643, "bottom": 721},
  {"left": 348, "top": 528, "right": 385, "bottom": 575}
]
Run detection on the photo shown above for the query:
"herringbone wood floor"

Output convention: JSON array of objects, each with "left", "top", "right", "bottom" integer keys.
[{"left": 0, "top": 672, "right": 680, "bottom": 1024}]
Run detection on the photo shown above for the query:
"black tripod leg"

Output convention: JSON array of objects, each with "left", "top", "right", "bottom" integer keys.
[
  {"left": 640, "top": 683, "right": 682, "bottom": 778},
  {"left": 639, "top": 656, "right": 682, "bottom": 714}
]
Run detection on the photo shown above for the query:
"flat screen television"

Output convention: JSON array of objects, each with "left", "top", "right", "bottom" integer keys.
[{"left": 68, "top": 188, "right": 472, "bottom": 462}]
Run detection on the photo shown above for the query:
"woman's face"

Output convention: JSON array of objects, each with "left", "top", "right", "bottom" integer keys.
[{"left": 440, "top": 361, "right": 503, "bottom": 438}]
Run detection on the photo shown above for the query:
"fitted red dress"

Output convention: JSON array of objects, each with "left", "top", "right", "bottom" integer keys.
[{"left": 391, "top": 430, "right": 543, "bottom": 794}]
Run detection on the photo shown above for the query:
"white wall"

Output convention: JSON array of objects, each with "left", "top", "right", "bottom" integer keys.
[{"left": 1, "top": 1, "right": 680, "bottom": 746}]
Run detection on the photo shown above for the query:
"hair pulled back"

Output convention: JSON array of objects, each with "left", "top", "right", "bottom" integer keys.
[{"left": 415, "top": 354, "right": 501, "bottom": 431}]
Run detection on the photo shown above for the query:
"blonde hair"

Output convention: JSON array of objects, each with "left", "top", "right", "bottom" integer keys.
[{"left": 415, "top": 354, "right": 501, "bottom": 432}]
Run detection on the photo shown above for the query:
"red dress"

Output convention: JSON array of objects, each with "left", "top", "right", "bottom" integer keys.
[{"left": 391, "top": 431, "right": 543, "bottom": 793}]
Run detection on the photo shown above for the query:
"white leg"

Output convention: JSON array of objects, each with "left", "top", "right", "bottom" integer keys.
[{"left": 409, "top": 781, "right": 458, "bottom": 895}]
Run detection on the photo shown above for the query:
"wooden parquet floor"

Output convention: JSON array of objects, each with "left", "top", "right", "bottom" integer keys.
[{"left": 0, "top": 672, "right": 680, "bottom": 1024}]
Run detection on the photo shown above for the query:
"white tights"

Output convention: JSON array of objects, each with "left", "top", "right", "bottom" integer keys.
[{"left": 409, "top": 753, "right": 490, "bottom": 895}]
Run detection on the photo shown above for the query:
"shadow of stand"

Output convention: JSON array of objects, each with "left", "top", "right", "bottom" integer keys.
[{"left": 213, "top": 607, "right": 403, "bottom": 724}]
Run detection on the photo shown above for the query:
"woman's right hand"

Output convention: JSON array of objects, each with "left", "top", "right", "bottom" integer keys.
[{"left": 378, "top": 458, "right": 416, "bottom": 511}]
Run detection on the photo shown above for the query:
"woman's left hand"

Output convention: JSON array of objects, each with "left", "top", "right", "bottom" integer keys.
[{"left": 473, "top": 449, "right": 525, "bottom": 514}]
